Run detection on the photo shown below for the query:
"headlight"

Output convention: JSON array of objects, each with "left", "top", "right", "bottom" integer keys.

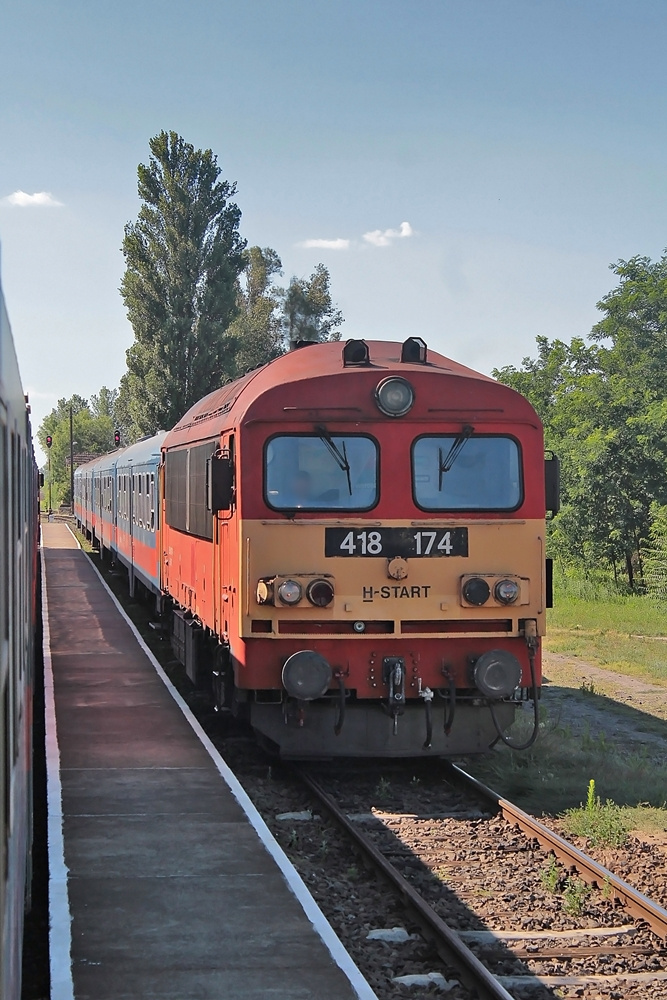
[
  {"left": 462, "top": 577, "right": 490, "bottom": 606},
  {"left": 375, "top": 377, "right": 414, "bottom": 417},
  {"left": 278, "top": 579, "right": 302, "bottom": 605},
  {"left": 306, "top": 579, "right": 334, "bottom": 607},
  {"left": 282, "top": 650, "right": 332, "bottom": 700},
  {"left": 495, "top": 579, "right": 519, "bottom": 605},
  {"left": 256, "top": 579, "right": 274, "bottom": 605},
  {"left": 473, "top": 649, "right": 522, "bottom": 699}
]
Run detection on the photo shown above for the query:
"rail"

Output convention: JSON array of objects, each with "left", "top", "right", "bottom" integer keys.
[{"left": 444, "top": 762, "right": 667, "bottom": 942}]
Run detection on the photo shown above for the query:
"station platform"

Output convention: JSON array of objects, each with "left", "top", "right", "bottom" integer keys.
[{"left": 41, "top": 522, "right": 376, "bottom": 1000}]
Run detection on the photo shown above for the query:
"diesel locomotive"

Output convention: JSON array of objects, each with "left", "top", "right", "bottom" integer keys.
[{"left": 76, "top": 338, "right": 558, "bottom": 757}]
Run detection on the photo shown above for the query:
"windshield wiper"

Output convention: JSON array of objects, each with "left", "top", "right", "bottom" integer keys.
[
  {"left": 438, "top": 424, "right": 474, "bottom": 490},
  {"left": 316, "top": 425, "right": 352, "bottom": 496}
]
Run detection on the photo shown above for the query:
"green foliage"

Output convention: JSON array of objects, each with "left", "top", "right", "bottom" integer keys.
[
  {"left": 495, "top": 253, "right": 667, "bottom": 587},
  {"left": 38, "top": 392, "right": 119, "bottom": 506},
  {"left": 643, "top": 502, "right": 667, "bottom": 602},
  {"left": 539, "top": 855, "right": 560, "bottom": 893},
  {"left": 120, "top": 130, "right": 246, "bottom": 436},
  {"left": 281, "top": 263, "right": 343, "bottom": 348},
  {"left": 375, "top": 776, "right": 391, "bottom": 800},
  {"left": 226, "top": 246, "right": 285, "bottom": 376},
  {"left": 562, "top": 876, "right": 590, "bottom": 915},
  {"left": 562, "top": 780, "right": 630, "bottom": 848}
]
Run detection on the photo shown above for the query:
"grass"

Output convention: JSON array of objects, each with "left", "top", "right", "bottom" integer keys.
[
  {"left": 561, "top": 780, "right": 630, "bottom": 848},
  {"left": 546, "top": 572, "right": 667, "bottom": 688},
  {"left": 462, "top": 707, "right": 667, "bottom": 829}
]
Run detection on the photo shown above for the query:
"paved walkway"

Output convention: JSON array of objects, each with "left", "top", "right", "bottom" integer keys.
[{"left": 42, "top": 522, "right": 374, "bottom": 1000}]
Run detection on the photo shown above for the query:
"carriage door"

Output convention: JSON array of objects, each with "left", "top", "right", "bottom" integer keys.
[{"left": 215, "top": 434, "right": 234, "bottom": 642}]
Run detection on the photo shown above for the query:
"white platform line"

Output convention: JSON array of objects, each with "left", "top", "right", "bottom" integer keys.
[
  {"left": 70, "top": 528, "right": 378, "bottom": 1000},
  {"left": 41, "top": 532, "right": 75, "bottom": 1000}
]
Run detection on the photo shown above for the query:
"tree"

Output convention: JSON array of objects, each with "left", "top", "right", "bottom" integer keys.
[
  {"left": 120, "top": 130, "right": 247, "bottom": 435},
  {"left": 493, "top": 253, "right": 667, "bottom": 587},
  {"left": 226, "top": 246, "right": 285, "bottom": 376},
  {"left": 643, "top": 502, "right": 667, "bottom": 601},
  {"left": 281, "top": 263, "right": 343, "bottom": 348},
  {"left": 226, "top": 254, "right": 345, "bottom": 376},
  {"left": 89, "top": 386, "right": 118, "bottom": 419},
  {"left": 38, "top": 395, "right": 115, "bottom": 506}
]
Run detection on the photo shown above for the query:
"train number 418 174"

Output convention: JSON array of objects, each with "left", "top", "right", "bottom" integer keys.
[{"left": 324, "top": 526, "right": 468, "bottom": 558}]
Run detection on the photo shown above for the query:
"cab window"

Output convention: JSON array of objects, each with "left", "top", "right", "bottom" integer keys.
[
  {"left": 412, "top": 434, "right": 522, "bottom": 511},
  {"left": 265, "top": 434, "right": 378, "bottom": 511}
]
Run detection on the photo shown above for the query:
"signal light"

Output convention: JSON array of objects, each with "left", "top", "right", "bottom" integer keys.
[
  {"left": 114, "top": 430, "right": 121, "bottom": 447},
  {"left": 46, "top": 435, "right": 53, "bottom": 448},
  {"left": 306, "top": 579, "right": 335, "bottom": 607},
  {"left": 462, "top": 577, "right": 491, "bottom": 606}
]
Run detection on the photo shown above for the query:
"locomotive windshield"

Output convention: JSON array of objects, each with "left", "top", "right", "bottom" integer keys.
[
  {"left": 412, "top": 434, "right": 522, "bottom": 511},
  {"left": 265, "top": 434, "right": 378, "bottom": 511}
]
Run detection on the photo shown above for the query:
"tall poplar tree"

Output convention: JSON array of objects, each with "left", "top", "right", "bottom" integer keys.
[
  {"left": 281, "top": 263, "right": 343, "bottom": 348},
  {"left": 120, "top": 131, "right": 246, "bottom": 434}
]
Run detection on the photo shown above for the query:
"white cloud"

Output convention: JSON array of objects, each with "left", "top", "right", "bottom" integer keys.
[
  {"left": 299, "top": 237, "right": 350, "bottom": 250},
  {"left": 363, "top": 221, "right": 414, "bottom": 247},
  {"left": 3, "top": 190, "right": 63, "bottom": 207}
]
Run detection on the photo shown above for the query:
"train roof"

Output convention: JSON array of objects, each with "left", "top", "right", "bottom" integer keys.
[
  {"left": 164, "top": 339, "right": 538, "bottom": 449},
  {"left": 74, "top": 432, "right": 167, "bottom": 476},
  {"left": 0, "top": 273, "right": 28, "bottom": 427}
]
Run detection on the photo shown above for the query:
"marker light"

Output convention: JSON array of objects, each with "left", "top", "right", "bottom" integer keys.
[
  {"left": 462, "top": 577, "right": 491, "bottom": 606},
  {"left": 494, "top": 579, "right": 520, "bottom": 605},
  {"left": 278, "top": 579, "right": 302, "bottom": 605},
  {"left": 375, "top": 377, "right": 415, "bottom": 417},
  {"left": 282, "top": 650, "right": 332, "bottom": 700},
  {"left": 473, "top": 649, "right": 522, "bottom": 699},
  {"left": 306, "top": 579, "right": 335, "bottom": 607}
]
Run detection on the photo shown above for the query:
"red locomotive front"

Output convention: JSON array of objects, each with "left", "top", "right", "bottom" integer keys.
[{"left": 161, "top": 338, "right": 556, "bottom": 757}]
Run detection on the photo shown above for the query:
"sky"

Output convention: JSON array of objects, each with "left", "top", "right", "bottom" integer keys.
[{"left": 3, "top": 0, "right": 667, "bottom": 465}]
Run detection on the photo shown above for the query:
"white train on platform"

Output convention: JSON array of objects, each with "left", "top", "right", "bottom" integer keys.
[{"left": 0, "top": 262, "right": 39, "bottom": 1000}]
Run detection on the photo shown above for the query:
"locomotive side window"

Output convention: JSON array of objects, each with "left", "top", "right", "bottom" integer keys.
[
  {"left": 412, "top": 435, "right": 522, "bottom": 511},
  {"left": 265, "top": 434, "right": 378, "bottom": 511},
  {"left": 165, "top": 439, "right": 217, "bottom": 539}
]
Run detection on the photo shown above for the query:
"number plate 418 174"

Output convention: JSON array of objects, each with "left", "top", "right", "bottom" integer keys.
[{"left": 324, "top": 527, "right": 468, "bottom": 558}]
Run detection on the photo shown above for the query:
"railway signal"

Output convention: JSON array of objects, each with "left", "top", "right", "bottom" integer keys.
[
  {"left": 46, "top": 435, "right": 52, "bottom": 448},
  {"left": 114, "top": 430, "right": 121, "bottom": 447}
]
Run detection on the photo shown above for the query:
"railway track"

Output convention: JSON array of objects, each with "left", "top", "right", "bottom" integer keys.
[{"left": 292, "top": 763, "right": 667, "bottom": 1000}]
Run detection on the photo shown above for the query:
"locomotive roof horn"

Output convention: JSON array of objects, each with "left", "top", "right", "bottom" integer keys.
[
  {"left": 342, "top": 339, "right": 371, "bottom": 366},
  {"left": 401, "top": 337, "right": 428, "bottom": 364}
]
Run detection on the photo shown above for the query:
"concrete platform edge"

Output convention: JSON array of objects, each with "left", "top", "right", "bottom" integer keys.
[
  {"left": 65, "top": 526, "right": 378, "bottom": 1000},
  {"left": 41, "top": 531, "right": 76, "bottom": 1000}
]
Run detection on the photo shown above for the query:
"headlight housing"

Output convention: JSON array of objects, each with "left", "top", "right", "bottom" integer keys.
[
  {"left": 277, "top": 579, "right": 302, "bottom": 605},
  {"left": 375, "top": 377, "right": 414, "bottom": 417},
  {"left": 473, "top": 649, "right": 522, "bottom": 699},
  {"left": 462, "top": 577, "right": 491, "bottom": 606},
  {"left": 282, "top": 650, "right": 332, "bottom": 700},
  {"left": 494, "top": 579, "right": 520, "bottom": 605},
  {"left": 306, "top": 579, "right": 335, "bottom": 607}
]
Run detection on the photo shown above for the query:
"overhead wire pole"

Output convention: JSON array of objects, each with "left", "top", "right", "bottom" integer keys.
[{"left": 69, "top": 405, "right": 74, "bottom": 512}]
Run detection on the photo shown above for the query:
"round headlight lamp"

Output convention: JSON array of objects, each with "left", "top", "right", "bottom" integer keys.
[
  {"left": 375, "top": 377, "right": 415, "bottom": 417},
  {"left": 462, "top": 577, "right": 490, "bottom": 606},
  {"left": 278, "top": 579, "right": 302, "bottom": 605},
  {"left": 306, "top": 579, "right": 335, "bottom": 607},
  {"left": 495, "top": 579, "right": 520, "bottom": 605},
  {"left": 282, "top": 650, "right": 332, "bottom": 701},
  {"left": 473, "top": 649, "right": 522, "bottom": 699}
]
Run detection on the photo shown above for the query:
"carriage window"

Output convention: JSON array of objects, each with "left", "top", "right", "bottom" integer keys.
[
  {"left": 412, "top": 435, "right": 522, "bottom": 511},
  {"left": 265, "top": 434, "right": 378, "bottom": 511}
]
